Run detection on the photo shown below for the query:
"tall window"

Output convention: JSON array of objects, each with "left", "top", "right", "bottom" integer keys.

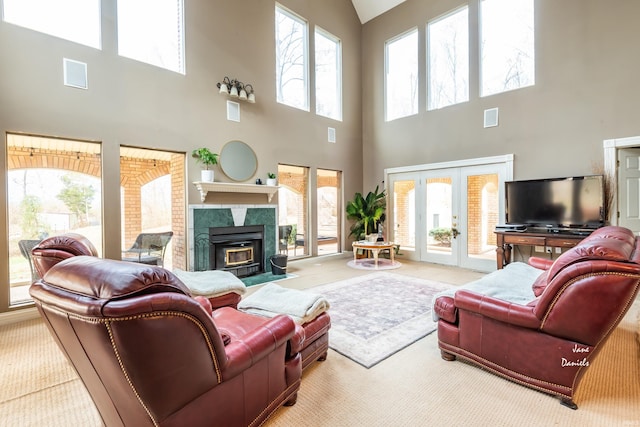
[
  {"left": 385, "top": 29, "right": 419, "bottom": 121},
  {"left": 6, "top": 134, "right": 102, "bottom": 306},
  {"left": 117, "top": 0, "right": 185, "bottom": 74},
  {"left": 480, "top": 0, "right": 535, "bottom": 97},
  {"left": 316, "top": 169, "right": 341, "bottom": 255},
  {"left": 275, "top": 4, "right": 309, "bottom": 111},
  {"left": 428, "top": 7, "right": 469, "bottom": 110},
  {"left": 278, "top": 164, "right": 310, "bottom": 258},
  {"left": 2, "top": 0, "right": 101, "bottom": 49},
  {"left": 315, "top": 27, "right": 342, "bottom": 121},
  {"left": 120, "top": 147, "right": 186, "bottom": 270}
]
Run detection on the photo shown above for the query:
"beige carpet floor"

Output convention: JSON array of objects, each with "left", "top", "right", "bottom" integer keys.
[{"left": 1, "top": 253, "right": 639, "bottom": 426}]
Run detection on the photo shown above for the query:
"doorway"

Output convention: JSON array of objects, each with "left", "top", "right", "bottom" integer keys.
[
  {"left": 604, "top": 135, "right": 640, "bottom": 233},
  {"left": 387, "top": 156, "right": 511, "bottom": 272}
]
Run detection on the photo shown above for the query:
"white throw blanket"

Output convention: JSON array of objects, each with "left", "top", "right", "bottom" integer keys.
[
  {"left": 238, "top": 283, "right": 330, "bottom": 325},
  {"left": 172, "top": 269, "right": 247, "bottom": 297},
  {"left": 431, "top": 262, "right": 542, "bottom": 321}
]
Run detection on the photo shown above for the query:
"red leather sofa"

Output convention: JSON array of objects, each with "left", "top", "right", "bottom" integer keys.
[
  {"left": 434, "top": 226, "right": 640, "bottom": 409},
  {"left": 30, "top": 256, "right": 301, "bottom": 427}
]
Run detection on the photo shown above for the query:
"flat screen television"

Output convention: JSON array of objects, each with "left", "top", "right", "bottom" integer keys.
[{"left": 505, "top": 175, "right": 605, "bottom": 230}]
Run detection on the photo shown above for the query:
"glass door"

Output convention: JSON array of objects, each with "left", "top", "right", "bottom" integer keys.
[
  {"left": 423, "top": 171, "right": 458, "bottom": 266},
  {"left": 389, "top": 174, "right": 418, "bottom": 253},
  {"left": 389, "top": 161, "right": 507, "bottom": 272},
  {"left": 460, "top": 166, "right": 503, "bottom": 271}
]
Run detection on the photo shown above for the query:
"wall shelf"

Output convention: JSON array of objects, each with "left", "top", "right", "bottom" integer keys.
[{"left": 194, "top": 181, "right": 278, "bottom": 202}]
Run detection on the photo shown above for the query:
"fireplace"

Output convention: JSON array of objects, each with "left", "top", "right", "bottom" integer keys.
[{"left": 208, "top": 225, "right": 264, "bottom": 277}]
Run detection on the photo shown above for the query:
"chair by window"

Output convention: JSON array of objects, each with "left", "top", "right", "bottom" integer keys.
[
  {"left": 18, "top": 239, "right": 42, "bottom": 283},
  {"left": 122, "top": 231, "right": 173, "bottom": 267},
  {"left": 279, "top": 225, "right": 293, "bottom": 254},
  {"left": 294, "top": 233, "right": 306, "bottom": 256}
]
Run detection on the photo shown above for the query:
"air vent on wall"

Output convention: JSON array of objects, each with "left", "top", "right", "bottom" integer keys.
[
  {"left": 63, "top": 58, "right": 88, "bottom": 90},
  {"left": 328, "top": 127, "right": 336, "bottom": 143},
  {"left": 484, "top": 107, "right": 499, "bottom": 128},
  {"left": 227, "top": 100, "right": 240, "bottom": 122}
]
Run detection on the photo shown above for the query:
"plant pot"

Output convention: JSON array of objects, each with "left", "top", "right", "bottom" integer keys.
[
  {"left": 366, "top": 234, "right": 378, "bottom": 242},
  {"left": 201, "top": 170, "right": 214, "bottom": 182},
  {"left": 266, "top": 178, "right": 277, "bottom": 186}
]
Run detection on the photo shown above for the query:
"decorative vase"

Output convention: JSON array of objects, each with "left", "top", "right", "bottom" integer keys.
[
  {"left": 201, "top": 169, "right": 214, "bottom": 182},
  {"left": 266, "top": 178, "right": 277, "bottom": 186}
]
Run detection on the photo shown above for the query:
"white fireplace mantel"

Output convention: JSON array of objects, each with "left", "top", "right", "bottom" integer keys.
[{"left": 193, "top": 181, "right": 279, "bottom": 202}]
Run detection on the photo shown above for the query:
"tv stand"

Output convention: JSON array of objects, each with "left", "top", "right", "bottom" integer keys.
[{"left": 495, "top": 229, "right": 592, "bottom": 269}]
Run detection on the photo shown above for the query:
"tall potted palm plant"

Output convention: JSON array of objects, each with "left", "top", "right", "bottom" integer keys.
[{"left": 346, "top": 185, "right": 386, "bottom": 241}]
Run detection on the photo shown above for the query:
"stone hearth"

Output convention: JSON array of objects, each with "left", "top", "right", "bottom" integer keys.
[{"left": 189, "top": 205, "right": 277, "bottom": 272}]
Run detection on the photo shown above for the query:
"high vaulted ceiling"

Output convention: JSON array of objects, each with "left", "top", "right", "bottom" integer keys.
[{"left": 351, "top": 0, "right": 407, "bottom": 24}]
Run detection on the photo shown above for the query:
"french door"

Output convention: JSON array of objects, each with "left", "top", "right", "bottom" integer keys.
[{"left": 389, "top": 159, "right": 509, "bottom": 272}]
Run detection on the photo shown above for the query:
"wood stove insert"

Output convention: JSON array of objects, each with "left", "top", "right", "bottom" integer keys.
[{"left": 209, "top": 225, "right": 264, "bottom": 277}]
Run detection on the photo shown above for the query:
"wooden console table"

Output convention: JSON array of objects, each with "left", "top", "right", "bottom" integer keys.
[{"left": 495, "top": 230, "right": 590, "bottom": 269}]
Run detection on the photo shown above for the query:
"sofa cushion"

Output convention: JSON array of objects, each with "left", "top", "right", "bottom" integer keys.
[{"left": 432, "top": 262, "right": 541, "bottom": 321}]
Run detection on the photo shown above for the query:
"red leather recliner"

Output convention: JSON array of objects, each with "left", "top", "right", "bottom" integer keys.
[
  {"left": 434, "top": 226, "right": 640, "bottom": 409},
  {"left": 31, "top": 233, "right": 243, "bottom": 310},
  {"left": 31, "top": 232, "right": 98, "bottom": 278},
  {"left": 30, "top": 256, "right": 301, "bottom": 427}
]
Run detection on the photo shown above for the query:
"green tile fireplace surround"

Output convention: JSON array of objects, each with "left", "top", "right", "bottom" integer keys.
[{"left": 189, "top": 205, "right": 277, "bottom": 273}]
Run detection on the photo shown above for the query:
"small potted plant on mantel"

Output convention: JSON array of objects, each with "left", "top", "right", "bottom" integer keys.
[
  {"left": 266, "top": 172, "right": 277, "bottom": 186},
  {"left": 192, "top": 148, "right": 218, "bottom": 182}
]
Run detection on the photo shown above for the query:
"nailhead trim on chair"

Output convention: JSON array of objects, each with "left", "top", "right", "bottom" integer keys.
[
  {"left": 105, "top": 311, "right": 223, "bottom": 426},
  {"left": 46, "top": 306, "right": 223, "bottom": 426},
  {"left": 438, "top": 341, "right": 573, "bottom": 399},
  {"left": 44, "top": 303, "right": 302, "bottom": 426},
  {"left": 540, "top": 272, "right": 640, "bottom": 328},
  {"left": 105, "top": 320, "right": 158, "bottom": 427}
]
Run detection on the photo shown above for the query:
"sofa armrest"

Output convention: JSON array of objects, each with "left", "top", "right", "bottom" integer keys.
[
  {"left": 434, "top": 296, "right": 457, "bottom": 323},
  {"left": 455, "top": 290, "right": 541, "bottom": 329},
  {"left": 528, "top": 256, "right": 553, "bottom": 270},
  {"left": 222, "top": 314, "right": 296, "bottom": 379}
]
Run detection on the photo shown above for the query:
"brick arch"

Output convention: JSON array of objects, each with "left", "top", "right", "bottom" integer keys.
[
  {"left": 119, "top": 157, "right": 171, "bottom": 187},
  {"left": 7, "top": 147, "right": 101, "bottom": 177},
  {"left": 317, "top": 174, "right": 338, "bottom": 188}
]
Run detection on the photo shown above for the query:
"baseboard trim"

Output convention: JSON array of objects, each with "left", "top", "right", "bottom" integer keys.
[{"left": 0, "top": 307, "right": 39, "bottom": 326}]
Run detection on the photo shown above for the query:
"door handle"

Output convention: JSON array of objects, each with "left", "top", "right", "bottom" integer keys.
[{"left": 451, "top": 227, "right": 460, "bottom": 239}]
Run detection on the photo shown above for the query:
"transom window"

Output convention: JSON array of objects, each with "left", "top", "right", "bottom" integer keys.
[
  {"left": 427, "top": 6, "right": 469, "bottom": 110},
  {"left": 117, "top": 0, "right": 185, "bottom": 74},
  {"left": 2, "top": 0, "right": 101, "bottom": 49},
  {"left": 315, "top": 27, "right": 342, "bottom": 121},
  {"left": 480, "top": 0, "right": 535, "bottom": 97},
  {"left": 385, "top": 29, "right": 418, "bottom": 121},
  {"left": 275, "top": 4, "right": 309, "bottom": 111}
]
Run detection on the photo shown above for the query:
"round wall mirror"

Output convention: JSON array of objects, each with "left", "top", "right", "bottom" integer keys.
[{"left": 219, "top": 140, "right": 258, "bottom": 182}]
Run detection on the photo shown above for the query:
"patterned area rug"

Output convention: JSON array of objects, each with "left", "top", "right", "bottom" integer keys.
[{"left": 310, "top": 272, "right": 453, "bottom": 368}]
